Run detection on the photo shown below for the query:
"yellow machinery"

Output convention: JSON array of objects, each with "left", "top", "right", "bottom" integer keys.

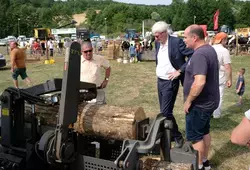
[{"left": 34, "top": 28, "right": 51, "bottom": 40}]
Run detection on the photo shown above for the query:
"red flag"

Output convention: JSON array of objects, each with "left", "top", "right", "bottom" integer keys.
[
  {"left": 213, "top": 10, "right": 220, "bottom": 30},
  {"left": 199, "top": 25, "right": 208, "bottom": 37}
]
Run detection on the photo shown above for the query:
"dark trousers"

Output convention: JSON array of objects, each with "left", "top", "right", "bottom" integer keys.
[
  {"left": 157, "top": 78, "right": 182, "bottom": 140},
  {"left": 136, "top": 52, "right": 141, "bottom": 61},
  {"left": 50, "top": 49, "right": 53, "bottom": 57}
]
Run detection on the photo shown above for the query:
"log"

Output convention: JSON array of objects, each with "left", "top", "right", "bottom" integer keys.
[
  {"left": 25, "top": 103, "right": 146, "bottom": 140},
  {"left": 143, "top": 158, "right": 193, "bottom": 170}
]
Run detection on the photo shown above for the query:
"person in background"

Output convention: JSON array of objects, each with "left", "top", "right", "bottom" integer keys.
[
  {"left": 212, "top": 32, "right": 232, "bottom": 118},
  {"left": 10, "top": 41, "right": 32, "bottom": 88},
  {"left": 58, "top": 40, "right": 64, "bottom": 54},
  {"left": 129, "top": 43, "right": 136, "bottom": 62},
  {"left": 47, "top": 39, "right": 54, "bottom": 58},
  {"left": 135, "top": 42, "right": 142, "bottom": 62},
  {"left": 80, "top": 41, "right": 111, "bottom": 104},
  {"left": 97, "top": 40, "right": 103, "bottom": 53},
  {"left": 236, "top": 68, "right": 245, "bottom": 106}
]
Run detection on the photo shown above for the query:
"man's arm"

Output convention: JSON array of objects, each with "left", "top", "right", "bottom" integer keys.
[
  {"left": 236, "top": 82, "right": 243, "bottom": 93},
  {"left": 105, "top": 67, "right": 111, "bottom": 80},
  {"left": 101, "top": 67, "right": 111, "bottom": 89},
  {"left": 184, "top": 75, "right": 206, "bottom": 113},
  {"left": 231, "top": 116, "right": 250, "bottom": 147},
  {"left": 224, "top": 63, "right": 232, "bottom": 88},
  {"left": 178, "top": 39, "right": 194, "bottom": 73},
  {"left": 10, "top": 51, "right": 16, "bottom": 72},
  {"left": 168, "top": 39, "right": 193, "bottom": 80}
]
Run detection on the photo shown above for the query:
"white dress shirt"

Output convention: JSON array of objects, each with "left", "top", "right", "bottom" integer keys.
[{"left": 156, "top": 40, "right": 176, "bottom": 80}]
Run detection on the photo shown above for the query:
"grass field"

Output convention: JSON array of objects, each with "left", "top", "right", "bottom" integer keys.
[{"left": 0, "top": 49, "right": 250, "bottom": 169}]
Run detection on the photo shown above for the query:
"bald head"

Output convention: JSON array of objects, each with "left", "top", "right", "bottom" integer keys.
[
  {"left": 186, "top": 25, "right": 205, "bottom": 40},
  {"left": 81, "top": 41, "right": 92, "bottom": 49},
  {"left": 81, "top": 41, "right": 93, "bottom": 60},
  {"left": 183, "top": 25, "right": 206, "bottom": 49}
]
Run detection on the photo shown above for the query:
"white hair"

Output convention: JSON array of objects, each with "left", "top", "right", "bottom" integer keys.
[{"left": 151, "top": 21, "right": 169, "bottom": 34}]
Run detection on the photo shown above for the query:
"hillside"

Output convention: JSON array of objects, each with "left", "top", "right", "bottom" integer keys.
[
  {"left": 73, "top": 10, "right": 101, "bottom": 26},
  {"left": 73, "top": 13, "right": 87, "bottom": 26}
]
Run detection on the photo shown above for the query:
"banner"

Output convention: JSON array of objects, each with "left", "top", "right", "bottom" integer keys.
[
  {"left": 213, "top": 10, "right": 220, "bottom": 31},
  {"left": 51, "top": 28, "right": 76, "bottom": 35}
]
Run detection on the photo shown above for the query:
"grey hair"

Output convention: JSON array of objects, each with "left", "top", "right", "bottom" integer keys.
[{"left": 152, "top": 21, "right": 169, "bottom": 34}]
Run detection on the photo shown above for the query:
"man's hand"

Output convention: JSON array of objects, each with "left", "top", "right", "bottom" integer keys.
[
  {"left": 168, "top": 70, "right": 181, "bottom": 81},
  {"left": 236, "top": 89, "right": 240, "bottom": 94},
  {"left": 184, "top": 100, "right": 192, "bottom": 114},
  {"left": 11, "top": 68, "right": 14, "bottom": 73},
  {"left": 101, "top": 80, "right": 108, "bottom": 89},
  {"left": 226, "top": 80, "right": 232, "bottom": 88}
]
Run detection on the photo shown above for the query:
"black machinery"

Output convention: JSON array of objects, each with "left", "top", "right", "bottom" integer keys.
[{"left": 0, "top": 42, "right": 198, "bottom": 170}]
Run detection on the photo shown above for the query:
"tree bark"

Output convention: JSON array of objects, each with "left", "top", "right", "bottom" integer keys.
[{"left": 25, "top": 103, "right": 146, "bottom": 140}]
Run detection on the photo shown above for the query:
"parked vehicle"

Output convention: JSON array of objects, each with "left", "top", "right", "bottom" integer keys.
[
  {"left": 34, "top": 28, "right": 51, "bottom": 40},
  {"left": 0, "top": 54, "right": 6, "bottom": 68},
  {"left": 17, "top": 35, "right": 26, "bottom": 41},
  {"left": 207, "top": 31, "right": 215, "bottom": 37},
  {"left": 0, "top": 39, "right": 7, "bottom": 46},
  {"left": 220, "top": 25, "right": 233, "bottom": 35},
  {"left": 6, "top": 36, "right": 17, "bottom": 42},
  {"left": 71, "top": 34, "right": 77, "bottom": 41}
]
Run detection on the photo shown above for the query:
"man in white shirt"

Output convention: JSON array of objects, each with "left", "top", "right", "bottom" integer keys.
[
  {"left": 212, "top": 32, "right": 232, "bottom": 118},
  {"left": 152, "top": 21, "right": 193, "bottom": 148},
  {"left": 80, "top": 41, "right": 111, "bottom": 104},
  {"left": 47, "top": 39, "right": 54, "bottom": 57}
]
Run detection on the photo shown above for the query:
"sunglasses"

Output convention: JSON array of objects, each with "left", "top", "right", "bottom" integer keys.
[
  {"left": 154, "top": 32, "right": 164, "bottom": 38},
  {"left": 83, "top": 49, "right": 93, "bottom": 53}
]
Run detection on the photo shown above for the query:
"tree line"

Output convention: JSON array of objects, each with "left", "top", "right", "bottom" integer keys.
[{"left": 0, "top": 0, "right": 249, "bottom": 38}]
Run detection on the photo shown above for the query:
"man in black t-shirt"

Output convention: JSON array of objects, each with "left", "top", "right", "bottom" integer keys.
[{"left": 183, "top": 25, "right": 219, "bottom": 170}]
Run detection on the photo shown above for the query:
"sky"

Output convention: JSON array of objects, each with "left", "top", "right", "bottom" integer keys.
[{"left": 113, "top": 0, "right": 173, "bottom": 5}]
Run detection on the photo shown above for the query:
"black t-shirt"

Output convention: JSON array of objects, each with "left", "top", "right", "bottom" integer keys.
[
  {"left": 58, "top": 42, "right": 63, "bottom": 48},
  {"left": 184, "top": 44, "right": 219, "bottom": 112}
]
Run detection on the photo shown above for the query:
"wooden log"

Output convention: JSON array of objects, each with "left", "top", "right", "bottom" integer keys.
[
  {"left": 143, "top": 158, "right": 193, "bottom": 170},
  {"left": 25, "top": 104, "right": 59, "bottom": 125},
  {"left": 25, "top": 103, "right": 146, "bottom": 140}
]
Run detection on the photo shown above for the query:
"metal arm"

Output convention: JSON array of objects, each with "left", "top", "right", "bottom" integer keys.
[{"left": 38, "top": 42, "right": 97, "bottom": 164}]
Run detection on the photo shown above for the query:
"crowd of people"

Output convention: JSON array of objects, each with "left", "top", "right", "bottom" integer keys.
[
  {"left": 16, "top": 38, "right": 71, "bottom": 59},
  {"left": 151, "top": 21, "right": 249, "bottom": 170},
  {"left": 8, "top": 21, "right": 248, "bottom": 170}
]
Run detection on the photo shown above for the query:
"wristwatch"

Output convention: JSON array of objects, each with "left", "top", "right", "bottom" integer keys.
[{"left": 105, "top": 77, "right": 109, "bottom": 81}]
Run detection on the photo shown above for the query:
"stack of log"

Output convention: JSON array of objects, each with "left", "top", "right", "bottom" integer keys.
[
  {"left": 105, "top": 40, "right": 116, "bottom": 60},
  {"left": 25, "top": 103, "right": 146, "bottom": 140}
]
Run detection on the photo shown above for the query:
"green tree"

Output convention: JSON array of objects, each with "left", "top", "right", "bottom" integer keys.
[
  {"left": 235, "top": 2, "right": 250, "bottom": 27},
  {"left": 151, "top": 12, "right": 161, "bottom": 21}
]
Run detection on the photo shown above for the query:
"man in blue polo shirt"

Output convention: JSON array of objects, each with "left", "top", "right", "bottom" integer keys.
[{"left": 183, "top": 25, "right": 219, "bottom": 170}]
